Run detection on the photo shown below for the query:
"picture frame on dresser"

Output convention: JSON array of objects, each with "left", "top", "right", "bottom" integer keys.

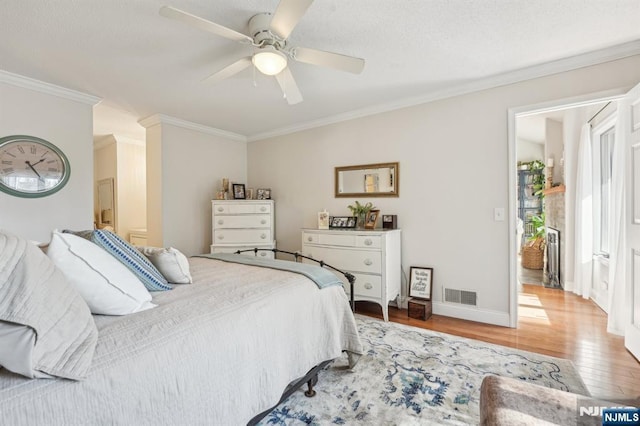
[
  {"left": 257, "top": 188, "right": 271, "bottom": 200},
  {"left": 233, "top": 184, "right": 246, "bottom": 199},
  {"left": 408, "top": 266, "right": 433, "bottom": 300},
  {"left": 364, "top": 210, "right": 380, "bottom": 229},
  {"left": 329, "top": 216, "right": 357, "bottom": 229}
]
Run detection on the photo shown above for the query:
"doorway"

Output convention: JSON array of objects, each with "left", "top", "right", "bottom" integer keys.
[{"left": 507, "top": 90, "right": 627, "bottom": 328}]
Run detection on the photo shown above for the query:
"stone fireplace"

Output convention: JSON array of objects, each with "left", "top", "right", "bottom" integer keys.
[{"left": 543, "top": 185, "right": 565, "bottom": 287}]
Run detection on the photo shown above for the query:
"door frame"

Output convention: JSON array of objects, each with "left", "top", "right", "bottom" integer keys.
[{"left": 507, "top": 88, "right": 628, "bottom": 328}]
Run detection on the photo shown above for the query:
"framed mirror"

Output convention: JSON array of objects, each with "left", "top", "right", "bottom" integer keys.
[
  {"left": 335, "top": 162, "right": 399, "bottom": 198},
  {"left": 97, "top": 178, "right": 116, "bottom": 231}
]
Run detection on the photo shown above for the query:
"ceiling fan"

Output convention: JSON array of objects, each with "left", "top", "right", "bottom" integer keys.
[{"left": 159, "top": 0, "right": 365, "bottom": 105}]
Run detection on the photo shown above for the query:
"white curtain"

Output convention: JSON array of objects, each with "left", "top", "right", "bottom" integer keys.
[
  {"left": 573, "top": 123, "right": 593, "bottom": 298},
  {"left": 607, "top": 104, "right": 629, "bottom": 335}
]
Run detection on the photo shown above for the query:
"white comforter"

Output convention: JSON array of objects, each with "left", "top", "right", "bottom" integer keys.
[{"left": 0, "top": 257, "right": 363, "bottom": 425}]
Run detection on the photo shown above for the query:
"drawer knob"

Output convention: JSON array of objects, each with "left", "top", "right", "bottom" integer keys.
[
  {"left": 217, "top": 219, "right": 224, "bottom": 225},
  {"left": 217, "top": 207, "right": 224, "bottom": 212},
  {"left": 260, "top": 233, "right": 266, "bottom": 239},
  {"left": 307, "top": 236, "right": 313, "bottom": 242},
  {"left": 364, "top": 238, "right": 373, "bottom": 246},
  {"left": 260, "top": 206, "right": 267, "bottom": 212},
  {"left": 364, "top": 282, "right": 373, "bottom": 290},
  {"left": 261, "top": 219, "right": 267, "bottom": 225},
  {"left": 217, "top": 235, "right": 224, "bottom": 240},
  {"left": 364, "top": 258, "right": 373, "bottom": 266}
]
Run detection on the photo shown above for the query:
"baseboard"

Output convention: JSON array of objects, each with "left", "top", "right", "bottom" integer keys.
[{"left": 432, "top": 302, "right": 511, "bottom": 327}]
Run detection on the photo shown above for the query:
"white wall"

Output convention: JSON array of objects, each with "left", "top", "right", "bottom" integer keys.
[
  {"left": 142, "top": 116, "right": 246, "bottom": 256},
  {"left": 115, "top": 137, "right": 147, "bottom": 240},
  {"left": 247, "top": 54, "right": 640, "bottom": 326},
  {"left": 516, "top": 138, "right": 544, "bottom": 163},
  {"left": 0, "top": 79, "right": 97, "bottom": 241}
]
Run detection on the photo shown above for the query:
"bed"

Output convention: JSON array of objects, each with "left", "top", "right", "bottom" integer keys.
[{"left": 0, "top": 231, "right": 363, "bottom": 425}]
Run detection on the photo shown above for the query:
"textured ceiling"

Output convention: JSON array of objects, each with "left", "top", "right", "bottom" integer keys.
[{"left": 2, "top": 0, "right": 640, "bottom": 139}]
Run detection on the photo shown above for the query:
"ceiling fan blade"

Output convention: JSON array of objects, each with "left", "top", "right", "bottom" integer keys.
[
  {"left": 293, "top": 47, "right": 365, "bottom": 74},
  {"left": 203, "top": 57, "right": 252, "bottom": 84},
  {"left": 160, "top": 6, "right": 252, "bottom": 43},
  {"left": 269, "top": 0, "right": 314, "bottom": 40},
  {"left": 275, "top": 68, "right": 303, "bottom": 105}
]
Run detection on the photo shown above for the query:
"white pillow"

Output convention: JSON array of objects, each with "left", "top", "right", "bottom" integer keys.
[
  {"left": 138, "top": 246, "right": 193, "bottom": 284},
  {"left": 47, "top": 231, "right": 155, "bottom": 315}
]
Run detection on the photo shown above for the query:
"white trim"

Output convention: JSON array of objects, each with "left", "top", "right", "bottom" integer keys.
[
  {"left": 0, "top": 70, "right": 101, "bottom": 105},
  {"left": 508, "top": 108, "right": 518, "bottom": 328},
  {"left": 432, "top": 302, "right": 511, "bottom": 327},
  {"left": 248, "top": 40, "right": 640, "bottom": 141},
  {"left": 138, "top": 114, "right": 246, "bottom": 142},
  {"left": 507, "top": 88, "right": 629, "bottom": 328}
]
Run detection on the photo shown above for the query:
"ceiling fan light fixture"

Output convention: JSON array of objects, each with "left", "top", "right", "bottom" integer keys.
[{"left": 252, "top": 48, "right": 287, "bottom": 76}]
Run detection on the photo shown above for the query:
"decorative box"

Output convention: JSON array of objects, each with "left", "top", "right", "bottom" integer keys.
[{"left": 408, "top": 298, "right": 432, "bottom": 321}]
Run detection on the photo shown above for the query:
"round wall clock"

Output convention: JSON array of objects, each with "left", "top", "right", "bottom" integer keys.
[{"left": 0, "top": 135, "right": 71, "bottom": 198}]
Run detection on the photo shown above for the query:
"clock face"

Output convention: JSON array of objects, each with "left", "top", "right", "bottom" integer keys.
[{"left": 0, "top": 135, "right": 70, "bottom": 198}]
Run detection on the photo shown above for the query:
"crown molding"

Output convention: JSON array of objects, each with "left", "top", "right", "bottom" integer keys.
[
  {"left": 247, "top": 39, "right": 640, "bottom": 142},
  {"left": 138, "top": 114, "right": 246, "bottom": 142},
  {"left": 0, "top": 70, "right": 101, "bottom": 105}
]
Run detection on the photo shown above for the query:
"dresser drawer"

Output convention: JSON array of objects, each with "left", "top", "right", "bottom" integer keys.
[
  {"left": 213, "top": 203, "right": 271, "bottom": 215},
  {"left": 214, "top": 215, "right": 270, "bottom": 229},
  {"left": 318, "top": 233, "right": 356, "bottom": 247},
  {"left": 303, "top": 245, "right": 381, "bottom": 274},
  {"left": 211, "top": 245, "right": 275, "bottom": 259},
  {"left": 214, "top": 229, "right": 272, "bottom": 244},
  {"left": 302, "top": 232, "right": 319, "bottom": 244},
  {"left": 356, "top": 235, "right": 381, "bottom": 248},
  {"left": 340, "top": 273, "right": 382, "bottom": 299}
]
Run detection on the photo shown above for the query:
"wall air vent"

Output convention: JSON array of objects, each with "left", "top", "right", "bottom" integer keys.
[{"left": 444, "top": 288, "right": 477, "bottom": 306}]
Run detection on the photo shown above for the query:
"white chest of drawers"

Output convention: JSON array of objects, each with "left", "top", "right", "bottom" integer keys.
[
  {"left": 301, "top": 228, "right": 401, "bottom": 321},
  {"left": 211, "top": 200, "right": 276, "bottom": 259}
]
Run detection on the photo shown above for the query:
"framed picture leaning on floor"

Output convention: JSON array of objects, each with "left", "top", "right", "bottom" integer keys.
[{"left": 408, "top": 266, "right": 433, "bottom": 300}]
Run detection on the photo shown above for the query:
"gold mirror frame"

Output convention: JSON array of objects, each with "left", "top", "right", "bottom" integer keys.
[
  {"left": 97, "top": 178, "right": 116, "bottom": 231},
  {"left": 335, "top": 162, "right": 399, "bottom": 198}
]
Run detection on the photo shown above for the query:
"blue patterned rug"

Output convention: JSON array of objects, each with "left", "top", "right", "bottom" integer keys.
[{"left": 259, "top": 315, "right": 589, "bottom": 425}]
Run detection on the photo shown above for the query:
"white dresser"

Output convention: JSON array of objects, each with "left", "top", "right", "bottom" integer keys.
[
  {"left": 211, "top": 200, "right": 276, "bottom": 259},
  {"left": 301, "top": 228, "right": 401, "bottom": 321},
  {"left": 129, "top": 228, "right": 148, "bottom": 246}
]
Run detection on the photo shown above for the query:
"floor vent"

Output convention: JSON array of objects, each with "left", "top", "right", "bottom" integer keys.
[{"left": 444, "top": 288, "right": 477, "bottom": 306}]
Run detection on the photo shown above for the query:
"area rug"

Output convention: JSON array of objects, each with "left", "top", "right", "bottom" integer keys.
[{"left": 258, "top": 315, "right": 589, "bottom": 425}]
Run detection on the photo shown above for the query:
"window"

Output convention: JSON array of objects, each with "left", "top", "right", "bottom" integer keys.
[{"left": 593, "top": 118, "right": 616, "bottom": 255}]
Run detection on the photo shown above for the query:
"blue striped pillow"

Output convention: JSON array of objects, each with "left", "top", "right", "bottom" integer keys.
[{"left": 91, "top": 230, "right": 172, "bottom": 292}]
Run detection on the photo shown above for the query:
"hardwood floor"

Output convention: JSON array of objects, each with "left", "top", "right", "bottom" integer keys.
[{"left": 356, "top": 284, "right": 640, "bottom": 402}]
